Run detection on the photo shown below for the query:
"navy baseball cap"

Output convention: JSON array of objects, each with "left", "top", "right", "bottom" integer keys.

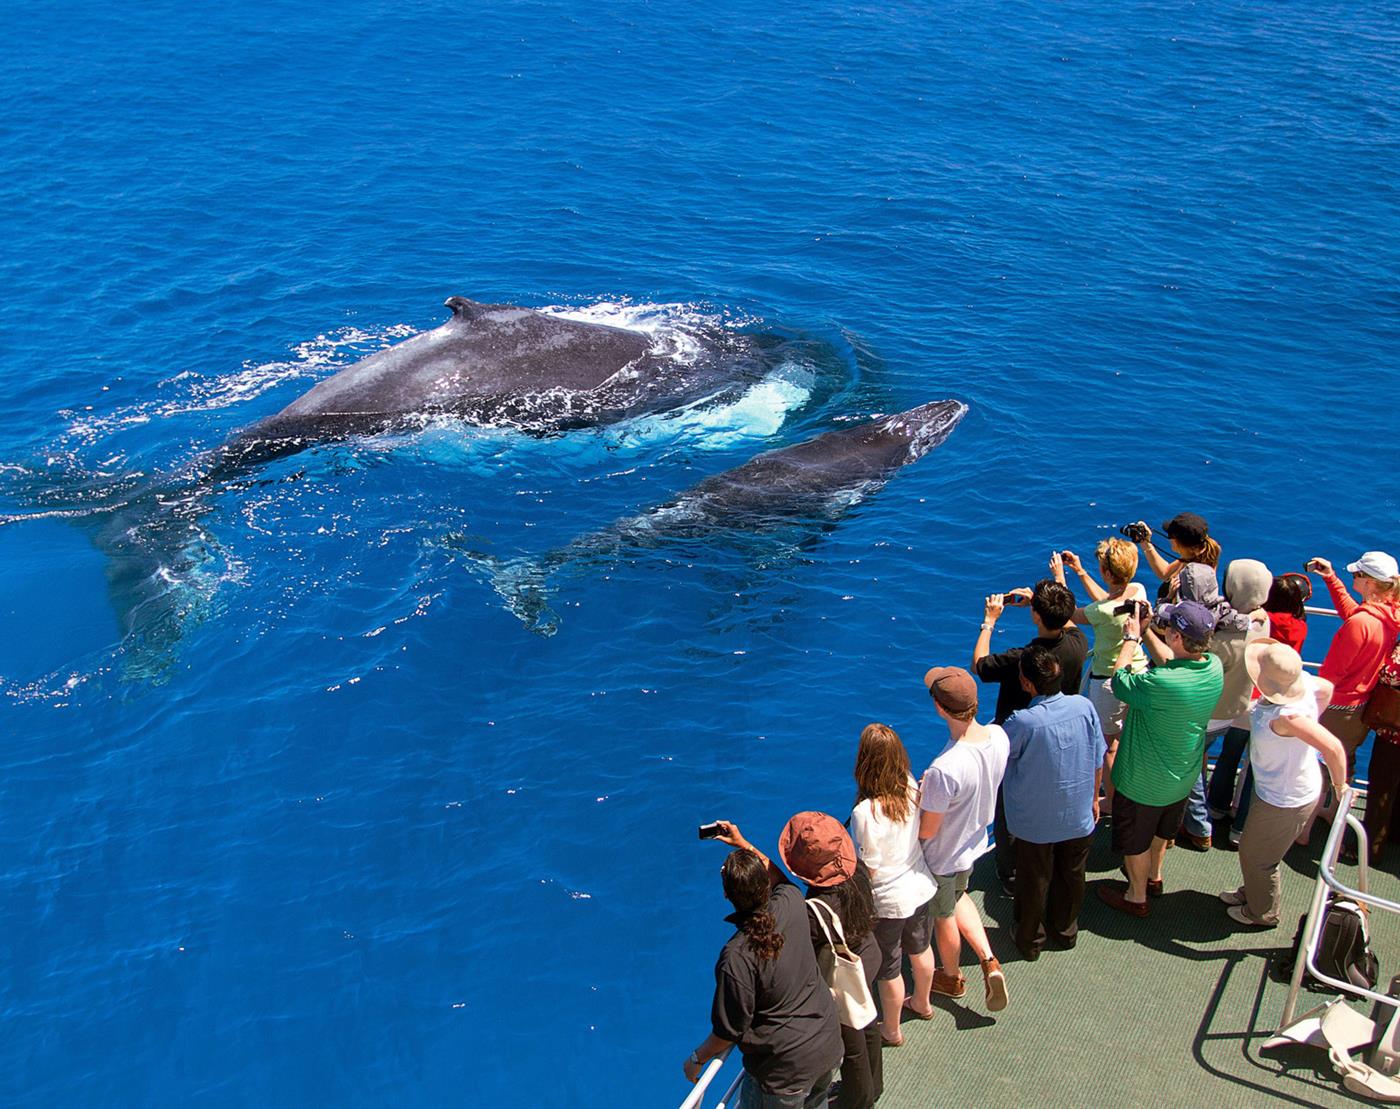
[{"left": 1155, "top": 599, "right": 1216, "bottom": 639}]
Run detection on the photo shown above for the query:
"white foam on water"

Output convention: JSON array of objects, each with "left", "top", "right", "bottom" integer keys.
[{"left": 61, "top": 324, "right": 416, "bottom": 448}]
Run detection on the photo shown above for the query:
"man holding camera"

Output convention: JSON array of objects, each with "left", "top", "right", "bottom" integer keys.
[
  {"left": 1097, "top": 599, "right": 1224, "bottom": 918},
  {"left": 973, "top": 576, "right": 1088, "bottom": 892}
]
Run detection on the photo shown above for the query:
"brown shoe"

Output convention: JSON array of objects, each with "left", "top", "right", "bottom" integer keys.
[
  {"left": 929, "top": 969, "right": 967, "bottom": 1000},
  {"left": 1175, "top": 830, "right": 1212, "bottom": 852},
  {"left": 1119, "top": 863, "right": 1163, "bottom": 898},
  {"left": 1097, "top": 882, "right": 1149, "bottom": 918},
  {"left": 981, "top": 957, "right": 1008, "bottom": 1012}
]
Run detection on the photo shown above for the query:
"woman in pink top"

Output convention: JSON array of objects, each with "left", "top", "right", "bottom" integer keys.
[{"left": 1307, "top": 551, "right": 1400, "bottom": 774}]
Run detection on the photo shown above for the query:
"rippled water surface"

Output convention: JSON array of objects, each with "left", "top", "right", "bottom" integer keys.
[{"left": 2, "top": 1, "right": 1398, "bottom": 1104}]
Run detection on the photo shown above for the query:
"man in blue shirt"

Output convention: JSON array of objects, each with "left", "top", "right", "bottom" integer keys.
[{"left": 1002, "top": 646, "right": 1106, "bottom": 961}]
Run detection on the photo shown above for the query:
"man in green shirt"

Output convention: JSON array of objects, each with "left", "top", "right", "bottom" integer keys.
[{"left": 1098, "top": 600, "right": 1224, "bottom": 918}]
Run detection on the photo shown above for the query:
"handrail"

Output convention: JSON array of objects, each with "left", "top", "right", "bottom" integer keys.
[
  {"left": 677, "top": 1046, "right": 735, "bottom": 1109},
  {"left": 714, "top": 1069, "right": 745, "bottom": 1109},
  {"left": 1279, "top": 789, "right": 1400, "bottom": 1028},
  {"left": 1305, "top": 604, "right": 1340, "bottom": 619}
]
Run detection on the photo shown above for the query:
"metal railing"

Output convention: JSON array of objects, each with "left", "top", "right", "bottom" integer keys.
[
  {"left": 677, "top": 1047, "right": 741, "bottom": 1109},
  {"left": 1279, "top": 788, "right": 1400, "bottom": 1029}
]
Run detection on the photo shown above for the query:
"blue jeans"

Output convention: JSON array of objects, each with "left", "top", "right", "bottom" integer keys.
[
  {"left": 1206, "top": 727, "right": 1251, "bottom": 817},
  {"left": 1183, "top": 768, "right": 1212, "bottom": 838},
  {"left": 738, "top": 1070, "right": 834, "bottom": 1109}
]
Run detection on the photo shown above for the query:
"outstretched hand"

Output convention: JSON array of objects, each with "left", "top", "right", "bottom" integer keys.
[
  {"left": 985, "top": 593, "right": 1006, "bottom": 621},
  {"left": 1061, "top": 550, "right": 1082, "bottom": 574},
  {"left": 1049, "top": 550, "right": 1064, "bottom": 581},
  {"left": 712, "top": 821, "right": 745, "bottom": 848},
  {"left": 1308, "top": 557, "right": 1334, "bottom": 577}
]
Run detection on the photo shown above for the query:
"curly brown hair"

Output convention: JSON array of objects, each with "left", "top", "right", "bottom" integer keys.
[{"left": 853, "top": 722, "right": 915, "bottom": 824}]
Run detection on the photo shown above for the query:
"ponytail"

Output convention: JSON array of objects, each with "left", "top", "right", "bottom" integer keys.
[{"left": 741, "top": 909, "right": 785, "bottom": 961}]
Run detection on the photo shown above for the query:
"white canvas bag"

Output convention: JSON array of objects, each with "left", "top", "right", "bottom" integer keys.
[{"left": 805, "top": 897, "right": 878, "bottom": 1029}]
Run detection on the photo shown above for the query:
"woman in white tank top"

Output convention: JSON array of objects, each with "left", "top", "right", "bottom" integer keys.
[{"left": 1219, "top": 640, "right": 1347, "bottom": 927}]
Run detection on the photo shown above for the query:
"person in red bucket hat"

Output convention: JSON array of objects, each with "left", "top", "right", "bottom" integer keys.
[{"left": 781, "top": 813, "right": 884, "bottom": 1107}]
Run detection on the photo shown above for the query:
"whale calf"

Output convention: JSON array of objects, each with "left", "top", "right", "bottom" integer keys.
[{"left": 470, "top": 398, "right": 968, "bottom": 633}]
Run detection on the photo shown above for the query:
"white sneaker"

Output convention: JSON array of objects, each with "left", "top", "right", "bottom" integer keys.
[{"left": 1218, "top": 888, "right": 1247, "bottom": 906}]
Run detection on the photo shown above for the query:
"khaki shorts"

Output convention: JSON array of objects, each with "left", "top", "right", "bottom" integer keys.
[
  {"left": 930, "top": 870, "right": 970, "bottom": 919},
  {"left": 1084, "top": 673, "right": 1127, "bottom": 736}
]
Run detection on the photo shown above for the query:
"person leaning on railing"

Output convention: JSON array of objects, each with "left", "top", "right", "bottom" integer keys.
[
  {"left": 1219, "top": 640, "right": 1346, "bottom": 929},
  {"left": 684, "top": 822, "right": 843, "bottom": 1109},
  {"left": 1305, "top": 552, "right": 1400, "bottom": 853}
]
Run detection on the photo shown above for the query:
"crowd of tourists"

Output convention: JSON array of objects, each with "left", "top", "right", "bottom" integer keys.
[{"left": 682, "top": 513, "right": 1400, "bottom": 1109}]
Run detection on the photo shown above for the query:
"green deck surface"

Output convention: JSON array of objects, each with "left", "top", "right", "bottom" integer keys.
[{"left": 874, "top": 819, "right": 1398, "bottom": 1109}]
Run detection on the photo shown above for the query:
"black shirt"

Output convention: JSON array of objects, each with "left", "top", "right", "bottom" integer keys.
[
  {"left": 712, "top": 882, "right": 844, "bottom": 1095},
  {"left": 974, "top": 626, "right": 1089, "bottom": 723}
]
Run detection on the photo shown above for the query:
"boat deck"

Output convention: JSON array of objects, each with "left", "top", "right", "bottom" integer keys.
[{"left": 875, "top": 819, "right": 1398, "bottom": 1108}]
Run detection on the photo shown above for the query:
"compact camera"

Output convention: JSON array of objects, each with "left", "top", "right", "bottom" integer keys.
[
  {"left": 1120, "top": 522, "right": 1150, "bottom": 544},
  {"left": 1112, "top": 599, "right": 1150, "bottom": 621}
]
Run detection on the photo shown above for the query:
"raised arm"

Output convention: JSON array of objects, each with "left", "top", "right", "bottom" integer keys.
[
  {"left": 1062, "top": 550, "right": 1110, "bottom": 603},
  {"left": 1312, "top": 559, "right": 1359, "bottom": 621},
  {"left": 973, "top": 593, "right": 1006, "bottom": 667},
  {"left": 713, "top": 822, "right": 781, "bottom": 886},
  {"left": 1133, "top": 522, "right": 1176, "bottom": 581}
]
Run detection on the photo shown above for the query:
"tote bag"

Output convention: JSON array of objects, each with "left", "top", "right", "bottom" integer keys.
[{"left": 805, "top": 898, "right": 878, "bottom": 1029}]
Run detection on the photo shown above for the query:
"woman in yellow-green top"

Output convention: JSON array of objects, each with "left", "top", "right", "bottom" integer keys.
[{"left": 1054, "top": 538, "right": 1148, "bottom": 813}]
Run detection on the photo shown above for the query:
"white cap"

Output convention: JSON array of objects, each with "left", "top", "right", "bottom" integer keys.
[{"left": 1347, "top": 551, "right": 1400, "bottom": 580}]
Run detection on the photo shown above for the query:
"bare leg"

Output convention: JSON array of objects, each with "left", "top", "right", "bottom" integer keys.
[
  {"left": 1122, "top": 849, "right": 1152, "bottom": 905},
  {"left": 878, "top": 976, "right": 906, "bottom": 1041},
  {"left": 1148, "top": 836, "right": 1168, "bottom": 883},
  {"left": 908, "top": 945, "right": 935, "bottom": 1009},
  {"left": 953, "top": 892, "right": 994, "bottom": 960},
  {"left": 933, "top": 914, "right": 961, "bottom": 978}
]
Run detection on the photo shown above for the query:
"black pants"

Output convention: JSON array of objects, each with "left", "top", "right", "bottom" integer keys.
[
  {"left": 994, "top": 786, "right": 1015, "bottom": 882},
  {"left": 1013, "top": 833, "right": 1093, "bottom": 955},
  {"left": 1365, "top": 736, "right": 1400, "bottom": 863},
  {"left": 833, "top": 1020, "right": 883, "bottom": 1109}
]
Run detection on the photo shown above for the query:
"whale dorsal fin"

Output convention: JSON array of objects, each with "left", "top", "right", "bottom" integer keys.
[{"left": 444, "top": 296, "right": 489, "bottom": 322}]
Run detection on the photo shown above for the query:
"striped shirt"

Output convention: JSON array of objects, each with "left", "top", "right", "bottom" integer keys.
[{"left": 1111, "top": 655, "right": 1224, "bottom": 807}]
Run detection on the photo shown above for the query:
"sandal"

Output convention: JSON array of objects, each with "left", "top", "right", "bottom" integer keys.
[
  {"left": 881, "top": 1029, "right": 904, "bottom": 1047},
  {"left": 902, "top": 998, "right": 935, "bottom": 1020}
]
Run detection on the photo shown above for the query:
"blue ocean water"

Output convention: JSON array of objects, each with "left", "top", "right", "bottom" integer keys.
[{"left": 2, "top": 0, "right": 1397, "bottom": 1103}]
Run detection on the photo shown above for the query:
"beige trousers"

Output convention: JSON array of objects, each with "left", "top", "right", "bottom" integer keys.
[{"left": 1234, "top": 792, "right": 1313, "bottom": 926}]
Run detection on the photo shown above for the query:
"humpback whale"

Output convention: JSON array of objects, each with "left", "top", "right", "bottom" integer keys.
[
  {"left": 211, "top": 297, "right": 777, "bottom": 475},
  {"left": 470, "top": 399, "right": 968, "bottom": 634}
]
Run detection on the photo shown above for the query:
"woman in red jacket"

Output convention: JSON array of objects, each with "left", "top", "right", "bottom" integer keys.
[{"left": 1306, "top": 552, "right": 1400, "bottom": 857}]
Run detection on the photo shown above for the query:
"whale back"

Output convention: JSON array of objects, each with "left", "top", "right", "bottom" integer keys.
[
  {"left": 681, "top": 399, "right": 968, "bottom": 512},
  {"left": 272, "top": 299, "right": 653, "bottom": 427}
]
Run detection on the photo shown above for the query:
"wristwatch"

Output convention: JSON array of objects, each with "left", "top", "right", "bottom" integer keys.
[{"left": 688, "top": 1051, "right": 702, "bottom": 1066}]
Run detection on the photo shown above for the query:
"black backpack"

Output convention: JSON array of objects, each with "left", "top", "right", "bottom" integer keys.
[{"left": 1275, "top": 895, "right": 1380, "bottom": 992}]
